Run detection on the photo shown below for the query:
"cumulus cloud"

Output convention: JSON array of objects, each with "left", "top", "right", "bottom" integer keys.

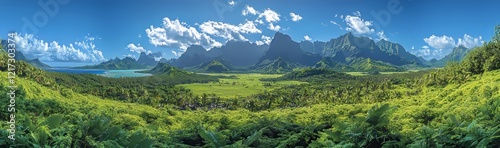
[
  {"left": 304, "top": 35, "right": 312, "bottom": 41},
  {"left": 255, "top": 35, "right": 272, "bottom": 45},
  {"left": 14, "top": 34, "right": 106, "bottom": 62},
  {"left": 145, "top": 17, "right": 222, "bottom": 51},
  {"left": 330, "top": 21, "right": 343, "bottom": 29},
  {"left": 260, "top": 9, "right": 280, "bottom": 23},
  {"left": 457, "top": 34, "right": 484, "bottom": 48},
  {"left": 199, "top": 20, "right": 261, "bottom": 41},
  {"left": 171, "top": 50, "right": 181, "bottom": 57},
  {"left": 127, "top": 43, "right": 147, "bottom": 53},
  {"left": 228, "top": 0, "right": 236, "bottom": 6},
  {"left": 410, "top": 45, "right": 449, "bottom": 60},
  {"left": 377, "top": 31, "right": 388, "bottom": 41},
  {"left": 290, "top": 12, "right": 302, "bottom": 22},
  {"left": 423, "top": 35, "right": 456, "bottom": 50},
  {"left": 344, "top": 14, "right": 374, "bottom": 34},
  {"left": 413, "top": 34, "right": 484, "bottom": 60},
  {"left": 241, "top": 6, "right": 282, "bottom": 31},
  {"left": 242, "top": 5, "right": 258, "bottom": 16},
  {"left": 268, "top": 23, "right": 281, "bottom": 31}
]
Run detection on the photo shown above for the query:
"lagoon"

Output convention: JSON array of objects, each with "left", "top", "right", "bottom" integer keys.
[{"left": 44, "top": 68, "right": 152, "bottom": 78}]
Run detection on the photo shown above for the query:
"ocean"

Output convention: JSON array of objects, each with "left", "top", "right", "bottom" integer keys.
[{"left": 44, "top": 68, "right": 152, "bottom": 78}]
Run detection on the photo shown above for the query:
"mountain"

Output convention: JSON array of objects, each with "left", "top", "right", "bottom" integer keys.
[
  {"left": 174, "top": 41, "right": 269, "bottom": 68},
  {"left": 173, "top": 45, "right": 214, "bottom": 68},
  {"left": 198, "top": 58, "right": 233, "bottom": 73},
  {"left": 321, "top": 32, "right": 413, "bottom": 66},
  {"left": 299, "top": 40, "right": 325, "bottom": 55},
  {"left": 215, "top": 41, "right": 268, "bottom": 67},
  {"left": 136, "top": 52, "right": 159, "bottom": 67},
  {"left": 1, "top": 41, "right": 50, "bottom": 68},
  {"left": 376, "top": 39, "right": 422, "bottom": 65},
  {"left": 256, "top": 32, "right": 321, "bottom": 66},
  {"left": 145, "top": 62, "right": 193, "bottom": 76},
  {"left": 417, "top": 56, "right": 428, "bottom": 64},
  {"left": 433, "top": 45, "right": 470, "bottom": 66},
  {"left": 253, "top": 57, "right": 300, "bottom": 73},
  {"left": 313, "top": 57, "right": 354, "bottom": 71},
  {"left": 77, "top": 57, "right": 145, "bottom": 69},
  {"left": 27, "top": 58, "right": 51, "bottom": 68}
]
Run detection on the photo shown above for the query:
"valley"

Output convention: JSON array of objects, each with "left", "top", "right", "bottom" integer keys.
[
  {"left": 1, "top": 1, "right": 499, "bottom": 147},
  {"left": 179, "top": 73, "right": 305, "bottom": 98}
]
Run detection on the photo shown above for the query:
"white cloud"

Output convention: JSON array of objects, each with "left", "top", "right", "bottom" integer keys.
[
  {"left": 14, "top": 34, "right": 106, "bottom": 62},
  {"left": 410, "top": 45, "right": 450, "bottom": 60},
  {"left": 290, "top": 12, "right": 302, "bottom": 22},
  {"left": 171, "top": 50, "right": 183, "bottom": 57},
  {"left": 242, "top": 5, "right": 258, "bottom": 16},
  {"left": 304, "top": 35, "right": 312, "bottom": 41},
  {"left": 228, "top": 0, "right": 236, "bottom": 6},
  {"left": 411, "top": 46, "right": 415, "bottom": 50},
  {"left": 457, "top": 34, "right": 484, "bottom": 48},
  {"left": 377, "top": 31, "right": 388, "bottom": 41},
  {"left": 199, "top": 20, "right": 261, "bottom": 41},
  {"left": 145, "top": 17, "right": 222, "bottom": 52},
  {"left": 241, "top": 6, "right": 281, "bottom": 31},
  {"left": 127, "top": 43, "right": 147, "bottom": 53},
  {"left": 254, "top": 19, "right": 264, "bottom": 24},
  {"left": 255, "top": 35, "right": 272, "bottom": 45},
  {"left": 344, "top": 14, "right": 374, "bottom": 34},
  {"left": 138, "top": 34, "right": 141, "bottom": 38},
  {"left": 414, "top": 34, "right": 485, "bottom": 60},
  {"left": 353, "top": 11, "right": 361, "bottom": 17},
  {"left": 268, "top": 23, "right": 281, "bottom": 31},
  {"left": 423, "top": 35, "right": 456, "bottom": 50},
  {"left": 330, "top": 21, "right": 343, "bottom": 29},
  {"left": 259, "top": 8, "right": 280, "bottom": 23}
]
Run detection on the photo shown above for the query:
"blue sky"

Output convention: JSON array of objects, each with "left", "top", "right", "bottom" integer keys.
[{"left": 1, "top": 0, "right": 499, "bottom": 66}]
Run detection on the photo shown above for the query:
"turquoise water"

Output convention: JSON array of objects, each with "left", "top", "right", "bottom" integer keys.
[
  {"left": 99, "top": 69, "right": 152, "bottom": 78},
  {"left": 45, "top": 68, "right": 152, "bottom": 78}
]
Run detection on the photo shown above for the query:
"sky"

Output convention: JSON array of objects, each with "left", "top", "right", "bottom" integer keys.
[{"left": 0, "top": 0, "right": 499, "bottom": 66}]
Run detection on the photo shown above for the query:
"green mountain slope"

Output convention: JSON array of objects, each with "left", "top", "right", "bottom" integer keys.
[
  {"left": 145, "top": 62, "right": 193, "bottom": 76},
  {"left": 433, "top": 45, "right": 470, "bottom": 66},
  {"left": 253, "top": 57, "right": 300, "bottom": 73},
  {"left": 348, "top": 58, "right": 403, "bottom": 72},
  {"left": 313, "top": 57, "right": 354, "bottom": 71},
  {"left": 198, "top": 58, "right": 233, "bottom": 73}
]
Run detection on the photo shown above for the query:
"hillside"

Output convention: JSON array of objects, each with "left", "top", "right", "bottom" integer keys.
[
  {"left": 144, "top": 62, "right": 193, "bottom": 76},
  {"left": 432, "top": 45, "right": 470, "bottom": 66},
  {"left": 26, "top": 58, "right": 51, "bottom": 68},
  {"left": 348, "top": 58, "right": 403, "bottom": 72},
  {"left": 198, "top": 58, "right": 233, "bottom": 73},
  {"left": 252, "top": 57, "right": 300, "bottom": 73},
  {"left": 1, "top": 30, "right": 500, "bottom": 147},
  {"left": 313, "top": 57, "right": 354, "bottom": 71},
  {"left": 376, "top": 39, "right": 422, "bottom": 65}
]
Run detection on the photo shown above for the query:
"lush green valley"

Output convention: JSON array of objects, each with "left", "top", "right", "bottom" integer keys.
[{"left": 1, "top": 27, "right": 500, "bottom": 148}]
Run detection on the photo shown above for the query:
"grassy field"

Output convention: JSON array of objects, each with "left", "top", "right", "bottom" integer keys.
[
  {"left": 346, "top": 70, "right": 420, "bottom": 76},
  {"left": 178, "top": 73, "right": 305, "bottom": 98}
]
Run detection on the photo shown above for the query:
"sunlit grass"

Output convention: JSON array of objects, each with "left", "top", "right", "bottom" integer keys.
[{"left": 178, "top": 73, "right": 305, "bottom": 98}]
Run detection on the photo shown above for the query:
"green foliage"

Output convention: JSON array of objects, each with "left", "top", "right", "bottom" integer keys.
[{"left": 1, "top": 26, "right": 500, "bottom": 147}]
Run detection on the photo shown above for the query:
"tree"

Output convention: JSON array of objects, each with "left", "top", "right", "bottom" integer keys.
[{"left": 494, "top": 25, "right": 500, "bottom": 43}]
